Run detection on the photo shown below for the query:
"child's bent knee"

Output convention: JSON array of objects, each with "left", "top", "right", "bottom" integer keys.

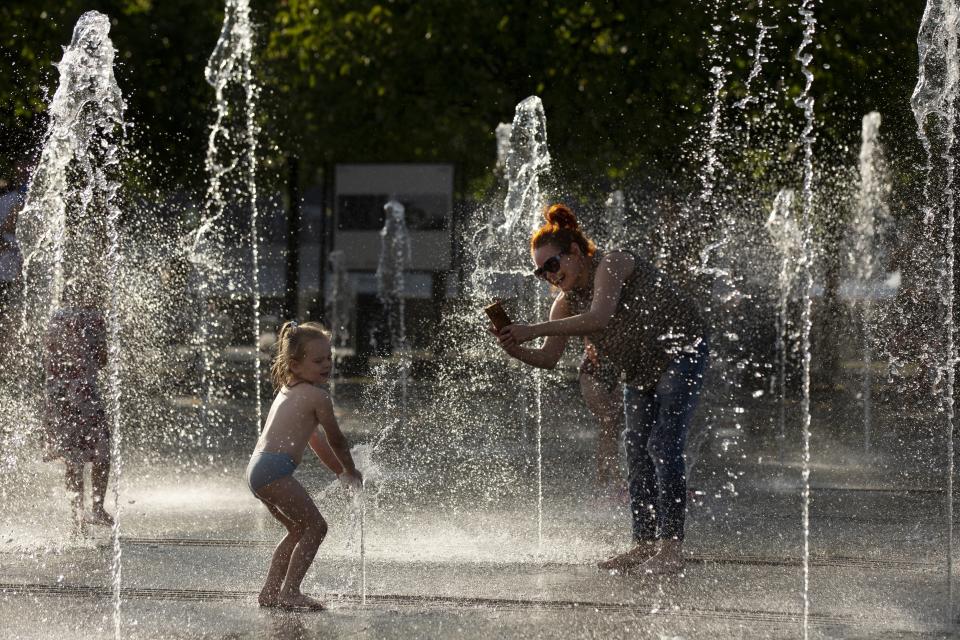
[{"left": 303, "top": 519, "right": 327, "bottom": 544}]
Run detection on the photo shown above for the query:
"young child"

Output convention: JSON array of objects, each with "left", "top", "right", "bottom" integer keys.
[
  {"left": 246, "top": 320, "right": 362, "bottom": 610},
  {"left": 44, "top": 303, "right": 113, "bottom": 532}
]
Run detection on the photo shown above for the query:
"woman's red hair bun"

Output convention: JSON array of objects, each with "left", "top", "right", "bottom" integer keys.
[
  {"left": 531, "top": 203, "right": 595, "bottom": 256},
  {"left": 544, "top": 203, "right": 578, "bottom": 229}
]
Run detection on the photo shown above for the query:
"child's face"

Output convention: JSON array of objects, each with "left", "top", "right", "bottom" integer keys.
[{"left": 290, "top": 337, "right": 332, "bottom": 385}]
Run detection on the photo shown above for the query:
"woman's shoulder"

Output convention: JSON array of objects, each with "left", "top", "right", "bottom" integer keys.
[
  {"left": 600, "top": 248, "right": 636, "bottom": 262},
  {"left": 596, "top": 249, "right": 636, "bottom": 276}
]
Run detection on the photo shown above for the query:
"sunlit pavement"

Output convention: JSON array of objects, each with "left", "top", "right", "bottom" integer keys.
[{"left": 1, "top": 381, "right": 956, "bottom": 638}]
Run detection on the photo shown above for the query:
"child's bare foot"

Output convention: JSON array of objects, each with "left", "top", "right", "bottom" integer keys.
[
  {"left": 597, "top": 540, "right": 658, "bottom": 572},
  {"left": 258, "top": 588, "right": 280, "bottom": 608},
  {"left": 278, "top": 591, "right": 325, "bottom": 611}
]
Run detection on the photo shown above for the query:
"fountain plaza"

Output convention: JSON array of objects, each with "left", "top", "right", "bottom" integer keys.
[{"left": 2, "top": 1, "right": 960, "bottom": 639}]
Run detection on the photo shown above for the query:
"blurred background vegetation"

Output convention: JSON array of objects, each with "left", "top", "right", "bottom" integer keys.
[{"left": 0, "top": 0, "right": 925, "bottom": 197}]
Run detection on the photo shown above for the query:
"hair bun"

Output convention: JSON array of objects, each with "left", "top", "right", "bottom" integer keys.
[{"left": 544, "top": 203, "right": 578, "bottom": 229}]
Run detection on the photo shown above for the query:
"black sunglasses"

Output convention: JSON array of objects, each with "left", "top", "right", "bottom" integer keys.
[{"left": 533, "top": 252, "right": 566, "bottom": 280}]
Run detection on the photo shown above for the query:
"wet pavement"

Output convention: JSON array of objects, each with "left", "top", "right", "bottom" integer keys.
[{"left": 1, "top": 379, "right": 957, "bottom": 638}]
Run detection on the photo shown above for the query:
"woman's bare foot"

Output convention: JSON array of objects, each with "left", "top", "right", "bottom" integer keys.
[
  {"left": 85, "top": 507, "right": 114, "bottom": 526},
  {"left": 278, "top": 591, "right": 325, "bottom": 611},
  {"left": 636, "top": 539, "right": 684, "bottom": 575},
  {"left": 597, "top": 540, "right": 658, "bottom": 571}
]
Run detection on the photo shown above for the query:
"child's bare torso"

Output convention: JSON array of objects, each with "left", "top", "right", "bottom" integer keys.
[{"left": 255, "top": 384, "right": 325, "bottom": 465}]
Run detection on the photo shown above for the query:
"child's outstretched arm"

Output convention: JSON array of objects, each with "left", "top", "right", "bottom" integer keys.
[
  {"left": 307, "top": 430, "right": 344, "bottom": 475},
  {"left": 314, "top": 389, "right": 361, "bottom": 481}
]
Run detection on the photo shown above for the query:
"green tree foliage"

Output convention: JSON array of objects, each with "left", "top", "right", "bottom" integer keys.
[
  {"left": 1, "top": 0, "right": 926, "bottom": 196},
  {"left": 1, "top": 1, "right": 223, "bottom": 189}
]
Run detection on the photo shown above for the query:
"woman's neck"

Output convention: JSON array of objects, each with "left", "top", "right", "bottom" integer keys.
[{"left": 574, "top": 252, "right": 596, "bottom": 289}]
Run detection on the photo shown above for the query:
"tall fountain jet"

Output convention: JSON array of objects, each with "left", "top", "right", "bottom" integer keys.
[
  {"left": 502, "top": 98, "right": 551, "bottom": 239},
  {"left": 15, "top": 10, "right": 127, "bottom": 637},
  {"left": 376, "top": 198, "right": 412, "bottom": 425},
  {"left": 911, "top": 0, "right": 960, "bottom": 622},
  {"left": 196, "top": 0, "right": 263, "bottom": 431},
  {"left": 849, "top": 112, "right": 891, "bottom": 453},
  {"left": 326, "top": 250, "right": 354, "bottom": 398},
  {"left": 765, "top": 188, "right": 800, "bottom": 464},
  {"left": 794, "top": 1, "right": 820, "bottom": 637},
  {"left": 376, "top": 199, "right": 412, "bottom": 354},
  {"left": 472, "top": 98, "right": 550, "bottom": 298},
  {"left": 500, "top": 97, "right": 551, "bottom": 547}
]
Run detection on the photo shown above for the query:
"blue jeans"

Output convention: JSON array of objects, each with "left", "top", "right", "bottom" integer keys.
[{"left": 623, "top": 339, "right": 708, "bottom": 542}]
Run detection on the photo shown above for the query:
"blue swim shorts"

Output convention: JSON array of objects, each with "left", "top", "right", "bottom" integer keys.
[{"left": 245, "top": 451, "right": 298, "bottom": 493}]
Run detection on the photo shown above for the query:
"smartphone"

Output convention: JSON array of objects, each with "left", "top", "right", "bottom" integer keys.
[{"left": 484, "top": 301, "right": 512, "bottom": 331}]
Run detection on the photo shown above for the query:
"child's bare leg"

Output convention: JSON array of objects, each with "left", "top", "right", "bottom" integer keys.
[
  {"left": 89, "top": 433, "right": 113, "bottom": 525},
  {"left": 256, "top": 501, "right": 303, "bottom": 607},
  {"left": 255, "top": 477, "right": 328, "bottom": 610},
  {"left": 64, "top": 461, "right": 84, "bottom": 531}
]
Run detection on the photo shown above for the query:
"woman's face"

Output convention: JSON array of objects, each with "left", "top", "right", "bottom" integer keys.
[{"left": 532, "top": 242, "right": 583, "bottom": 292}]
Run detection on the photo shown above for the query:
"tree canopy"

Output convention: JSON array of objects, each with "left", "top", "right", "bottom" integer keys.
[{"left": 0, "top": 1, "right": 926, "bottom": 196}]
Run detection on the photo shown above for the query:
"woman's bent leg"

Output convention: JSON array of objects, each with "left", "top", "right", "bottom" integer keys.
[
  {"left": 623, "top": 385, "right": 659, "bottom": 542},
  {"left": 597, "top": 387, "right": 660, "bottom": 571},
  {"left": 648, "top": 343, "right": 709, "bottom": 542}
]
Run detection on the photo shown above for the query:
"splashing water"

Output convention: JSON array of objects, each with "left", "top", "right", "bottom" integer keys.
[
  {"left": 912, "top": 0, "right": 960, "bottom": 623},
  {"left": 14, "top": 10, "right": 128, "bottom": 637},
  {"left": 848, "top": 112, "right": 891, "bottom": 452},
  {"left": 326, "top": 250, "right": 354, "bottom": 398},
  {"left": 376, "top": 199, "right": 413, "bottom": 415},
  {"left": 199, "top": 0, "right": 263, "bottom": 432},
  {"left": 765, "top": 188, "right": 800, "bottom": 464},
  {"left": 794, "top": 0, "right": 819, "bottom": 636}
]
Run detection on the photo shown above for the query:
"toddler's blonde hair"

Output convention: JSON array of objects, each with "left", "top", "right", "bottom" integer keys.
[{"left": 270, "top": 321, "right": 330, "bottom": 393}]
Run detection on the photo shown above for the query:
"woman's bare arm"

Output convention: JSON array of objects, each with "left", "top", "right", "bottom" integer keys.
[
  {"left": 496, "top": 295, "right": 570, "bottom": 369},
  {"left": 532, "top": 251, "right": 633, "bottom": 337},
  {"left": 500, "top": 252, "right": 634, "bottom": 346}
]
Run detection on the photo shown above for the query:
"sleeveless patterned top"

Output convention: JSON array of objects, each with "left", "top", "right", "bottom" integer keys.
[{"left": 564, "top": 250, "right": 707, "bottom": 391}]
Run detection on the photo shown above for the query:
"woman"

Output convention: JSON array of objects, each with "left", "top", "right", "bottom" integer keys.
[{"left": 493, "top": 203, "right": 708, "bottom": 574}]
